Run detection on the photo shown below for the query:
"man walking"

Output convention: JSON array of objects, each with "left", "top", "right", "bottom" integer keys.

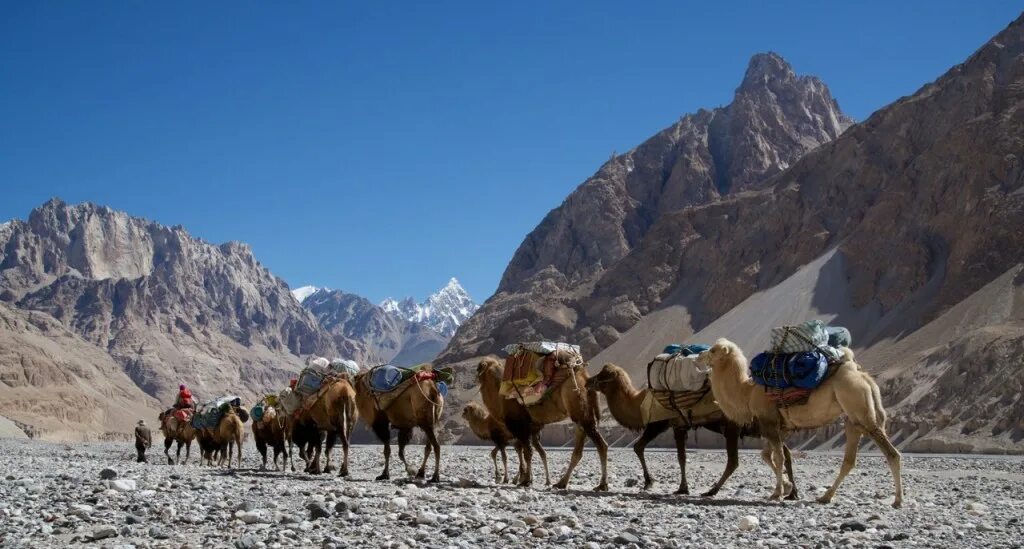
[{"left": 134, "top": 420, "right": 152, "bottom": 463}]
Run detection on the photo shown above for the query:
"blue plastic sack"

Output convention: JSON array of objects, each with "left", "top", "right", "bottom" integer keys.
[
  {"left": 750, "top": 351, "right": 828, "bottom": 389},
  {"left": 436, "top": 381, "right": 448, "bottom": 398},
  {"left": 681, "top": 344, "right": 710, "bottom": 357},
  {"left": 250, "top": 404, "right": 264, "bottom": 423},
  {"left": 663, "top": 344, "right": 682, "bottom": 355},
  {"left": 370, "top": 365, "right": 405, "bottom": 392}
]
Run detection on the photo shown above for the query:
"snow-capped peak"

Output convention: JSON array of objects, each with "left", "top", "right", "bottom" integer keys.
[
  {"left": 291, "top": 285, "right": 322, "bottom": 303},
  {"left": 380, "top": 278, "right": 479, "bottom": 337}
]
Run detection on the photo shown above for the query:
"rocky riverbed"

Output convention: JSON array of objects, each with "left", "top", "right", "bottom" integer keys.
[{"left": 0, "top": 439, "right": 1021, "bottom": 548}]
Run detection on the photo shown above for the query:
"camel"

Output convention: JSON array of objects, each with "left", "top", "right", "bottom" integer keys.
[
  {"left": 304, "top": 377, "right": 358, "bottom": 477},
  {"left": 461, "top": 402, "right": 516, "bottom": 484},
  {"left": 281, "top": 410, "right": 323, "bottom": 473},
  {"left": 476, "top": 355, "right": 607, "bottom": 491},
  {"left": 157, "top": 410, "right": 196, "bottom": 465},
  {"left": 699, "top": 338, "right": 903, "bottom": 508},
  {"left": 251, "top": 406, "right": 287, "bottom": 471},
  {"left": 474, "top": 359, "right": 550, "bottom": 486},
  {"left": 199, "top": 407, "right": 245, "bottom": 468},
  {"left": 354, "top": 370, "right": 444, "bottom": 482},
  {"left": 586, "top": 363, "right": 797, "bottom": 497}
]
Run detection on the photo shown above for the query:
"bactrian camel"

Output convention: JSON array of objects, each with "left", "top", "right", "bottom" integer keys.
[
  {"left": 700, "top": 338, "right": 903, "bottom": 508},
  {"left": 586, "top": 363, "right": 797, "bottom": 497},
  {"left": 304, "top": 377, "right": 358, "bottom": 477},
  {"left": 477, "top": 355, "right": 607, "bottom": 491},
  {"left": 354, "top": 370, "right": 444, "bottom": 482},
  {"left": 475, "top": 359, "right": 550, "bottom": 486},
  {"left": 158, "top": 410, "right": 196, "bottom": 466},
  {"left": 198, "top": 407, "right": 244, "bottom": 468},
  {"left": 462, "top": 402, "right": 516, "bottom": 484},
  {"left": 251, "top": 405, "right": 287, "bottom": 471}
]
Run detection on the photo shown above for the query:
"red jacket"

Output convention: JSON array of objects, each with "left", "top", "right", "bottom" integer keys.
[{"left": 175, "top": 389, "right": 195, "bottom": 408}]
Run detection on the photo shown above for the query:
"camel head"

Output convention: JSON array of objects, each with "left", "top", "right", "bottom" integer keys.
[
  {"left": 476, "top": 356, "right": 503, "bottom": 384},
  {"left": 699, "top": 338, "right": 750, "bottom": 379},
  {"left": 461, "top": 401, "right": 489, "bottom": 423},
  {"left": 585, "top": 364, "right": 630, "bottom": 394}
]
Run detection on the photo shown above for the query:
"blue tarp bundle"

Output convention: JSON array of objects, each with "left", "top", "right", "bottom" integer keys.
[
  {"left": 662, "top": 344, "right": 711, "bottom": 357},
  {"left": 370, "top": 365, "right": 406, "bottom": 392},
  {"left": 750, "top": 351, "right": 829, "bottom": 390}
]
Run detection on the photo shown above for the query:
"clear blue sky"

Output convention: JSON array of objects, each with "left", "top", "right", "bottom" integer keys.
[{"left": 2, "top": 2, "right": 1020, "bottom": 303}]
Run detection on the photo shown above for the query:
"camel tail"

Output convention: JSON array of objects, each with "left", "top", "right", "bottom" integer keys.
[
  {"left": 869, "top": 376, "right": 887, "bottom": 431},
  {"left": 339, "top": 401, "right": 349, "bottom": 444}
]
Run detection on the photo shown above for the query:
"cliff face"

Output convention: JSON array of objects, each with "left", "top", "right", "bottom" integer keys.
[
  {"left": 443, "top": 53, "right": 853, "bottom": 362},
  {"left": 0, "top": 200, "right": 337, "bottom": 435}
]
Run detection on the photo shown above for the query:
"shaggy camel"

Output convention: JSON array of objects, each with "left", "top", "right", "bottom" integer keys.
[
  {"left": 586, "top": 363, "right": 798, "bottom": 497},
  {"left": 461, "top": 402, "right": 515, "bottom": 483},
  {"left": 475, "top": 358, "right": 550, "bottom": 486},
  {"left": 477, "top": 355, "right": 607, "bottom": 490},
  {"left": 251, "top": 406, "right": 287, "bottom": 471},
  {"left": 700, "top": 338, "right": 903, "bottom": 507},
  {"left": 354, "top": 370, "right": 444, "bottom": 482},
  {"left": 158, "top": 411, "right": 196, "bottom": 465},
  {"left": 199, "top": 407, "right": 245, "bottom": 468},
  {"left": 305, "top": 377, "right": 358, "bottom": 477}
]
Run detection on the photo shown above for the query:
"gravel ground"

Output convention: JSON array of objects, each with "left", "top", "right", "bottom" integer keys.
[{"left": 0, "top": 439, "right": 1021, "bottom": 548}]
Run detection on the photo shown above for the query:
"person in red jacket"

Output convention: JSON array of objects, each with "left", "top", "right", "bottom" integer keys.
[{"left": 174, "top": 384, "right": 196, "bottom": 409}]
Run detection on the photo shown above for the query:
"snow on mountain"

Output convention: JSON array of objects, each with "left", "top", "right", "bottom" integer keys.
[
  {"left": 381, "top": 278, "right": 479, "bottom": 337},
  {"left": 291, "top": 285, "right": 322, "bottom": 303}
]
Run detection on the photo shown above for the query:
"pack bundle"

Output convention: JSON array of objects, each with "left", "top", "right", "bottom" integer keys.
[
  {"left": 499, "top": 342, "right": 584, "bottom": 406},
  {"left": 750, "top": 320, "right": 852, "bottom": 395},
  {"left": 366, "top": 363, "right": 454, "bottom": 410},
  {"left": 192, "top": 396, "right": 242, "bottom": 430},
  {"left": 646, "top": 344, "right": 711, "bottom": 392},
  {"left": 250, "top": 394, "right": 280, "bottom": 423}
]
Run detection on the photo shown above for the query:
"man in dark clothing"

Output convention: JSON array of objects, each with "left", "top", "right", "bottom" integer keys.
[{"left": 135, "top": 420, "right": 152, "bottom": 463}]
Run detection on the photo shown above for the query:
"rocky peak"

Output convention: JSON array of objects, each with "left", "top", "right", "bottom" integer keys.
[
  {"left": 738, "top": 52, "right": 794, "bottom": 90},
  {"left": 382, "top": 278, "right": 479, "bottom": 338}
]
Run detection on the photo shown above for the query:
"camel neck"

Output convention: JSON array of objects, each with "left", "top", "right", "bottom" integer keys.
[
  {"left": 602, "top": 375, "right": 647, "bottom": 431},
  {"left": 709, "top": 365, "right": 756, "bottom": 426}
]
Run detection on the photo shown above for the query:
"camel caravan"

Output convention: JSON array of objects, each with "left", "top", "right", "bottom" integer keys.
[{"left": 154, "top": 319, "right": 902, "bottom": 509}]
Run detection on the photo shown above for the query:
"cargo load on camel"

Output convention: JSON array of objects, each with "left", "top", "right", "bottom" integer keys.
[
  {"left": 362, "top": 363, "right": 454, "bottom": 411},
  {"left": 192, "top": 396, "right": 246, "bottom": 430},
  {"left": 751, "top": 320, "right": 852, "bottom": 405},
  {"left": 640, "top": 343, "right": 714, "bottom": 422},
  {"left": 499, "top": 341, "right": 584, "bottom": 406}
]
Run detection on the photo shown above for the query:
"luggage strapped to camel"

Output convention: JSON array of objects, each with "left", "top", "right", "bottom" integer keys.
[
  {"left": 499, "top": 342, "right": 585, "bottom": 406},
  {"left": 643, "top": 343, "right": 713, "bottom": 426},
  {"left": 361, "top": 363, "right": 454, "bottom": 411},
  {"left": 755, "top": 321, "right": 850, "bottom": 407}
]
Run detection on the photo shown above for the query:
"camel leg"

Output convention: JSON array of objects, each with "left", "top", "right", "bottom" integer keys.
[
  {"left": 586, "top": 422, "right": 609, "bottom": 492},
  {"left": 672, "top": 426, "right": 690, "bottom": 495},
  {"left": 338, "top": 429, "right": 351, "bottom": 478},
  {"left": 373, "top": 420, "right": 392, "bottom": 481},
  {"left": 416, "top": 439, "right": 431, "bottom": 479},
  {"left": 235, "top": 433, "right": 242, "bottom": 469},
  {"left": 308, "top": 435, "right": 323, "bottom": 475},
  {"left": 397, "top": 428, "right": 419, "bottom": 477},
  {"left": 164, "top": 438, "right": 174, "bottom": 465},
  {"left": 490, "top": 447, "right": 501, "bottom": 483},
  {"left": 763, "top": 428, "right": 790, "bottom": 501},
  {"left": 553, "top": 426, "right": 587, "bottom": 491},
  {"left": 819, "top": 424, "right": 862, "bottom": 504},
  {"left": 865, "top": 427, "right": 903, "bottom": 508},
  {"left": 783, "top": 445, "right": 799, "bottom": 500},
  {"left": 182, "top": 441, "right": 191, "bottom": 466},
  {"left": 511, "top": 442, "right": 525, "bottom": 485},
  {"left": 499, "top": 446, "right": 509, "bottom": 484},
  {"left": 424, "top": 427, "right": 441, "bottom": 483},
  {"left": 508, "top": 419, "right": 533, "bottom": 487},
  {"left": 531, "top": 432, "right": 550, "bottom": 486},
  {"left": 323, "top": 431, "right": 336, "bottom": 474},
  {"left": 702, "top": 421, "right": 741, "bottom": 498},
  {"left": 256, "top": 437, "right": 268, "bottom": 471},
  {"left": 635, "top": 422, "right": 668, "bottom": 491}
]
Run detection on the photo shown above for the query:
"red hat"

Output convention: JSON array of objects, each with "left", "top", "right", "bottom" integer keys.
[{"left": 289, "top": 379, "right": 297, "bottom": 388}]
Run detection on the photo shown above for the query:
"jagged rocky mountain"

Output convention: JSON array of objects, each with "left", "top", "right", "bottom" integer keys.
[
  {"left": 442, "top": 52, "right": 853, "bottom": 363},
  {"left": 0, "top": 200, "right": 337, "bottom": 438},
  {"left": 299, "top": 288, "right": 449, "bottom": 367},
  {"left": 381, "top": 278, "right": 479, "bottom": 337},
  {"left": 444, "top": 17, "right": 1024, "bottom": 452}
]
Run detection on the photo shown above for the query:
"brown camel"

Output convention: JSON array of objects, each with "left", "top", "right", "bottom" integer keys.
[
  {"left": 304, "top": 377, "right": 358, "bottom": 477},
  {"left": 474, "top": 359, "right": 550, "bottom": 485},
  {"left": 461, "top": 402, "right": 515, "bottom": 483},
  {"left": 251, "top": 406, "right": 287, "bottom": 471},
  {"left": 157, "top": 411, "right": 196, "bottom": 465},
  {"left": 200, "top": 407, "right": 244, "bottom": 468},
  {"left": 586, "top": 363, "right": 798, "bottom": 497},
  {"left": 477, "top": 355, "right": 607, "bottom": 491},
  {"left": 354, "top": 370, "right": 444, "bottom": 482},
  {"left": 700, "top": 338, "right": 903, "bottom": 507}
]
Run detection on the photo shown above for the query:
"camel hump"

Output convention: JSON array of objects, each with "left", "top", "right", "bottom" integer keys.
[{"left": 841, "top": 347, "right": 856, "bottom": 364}]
